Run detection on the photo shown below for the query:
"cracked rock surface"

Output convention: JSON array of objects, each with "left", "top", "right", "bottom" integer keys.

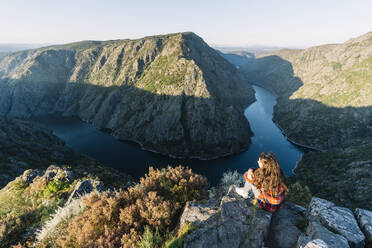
[{"left": 181, "top": 192, "right": 369, "bottom": 248}]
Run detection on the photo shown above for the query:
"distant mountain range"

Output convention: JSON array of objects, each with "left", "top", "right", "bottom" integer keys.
[
  {"left": 212, "top": 45, "right": 283, "bottom": 54},
  {"left": 0, "top": 43, "right": 47, "bottom": 53},
  {"left": 214, "top": 45, "right": 283, "bottom": 68}
]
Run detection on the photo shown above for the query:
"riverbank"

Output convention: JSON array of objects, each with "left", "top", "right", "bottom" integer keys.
[
  {"left": 27, "top": 85, "right": 304, "bottom": 184},
  {"left": 249, "top": 82, "right": 322, "bottom": 152},
  {"left": 272, "top": 119, "right": 323, "bottom": 152}
]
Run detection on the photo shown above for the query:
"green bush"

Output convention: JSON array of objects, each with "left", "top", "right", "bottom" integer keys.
[
  {"left": 137, "top": 226, "right": 163, "bottom": 248},
  {"left": 286, "top": 181, "right": 312, "bottom": 207},
  {"left": 41, "top": 180, "right": 71, "bottom": 197}
]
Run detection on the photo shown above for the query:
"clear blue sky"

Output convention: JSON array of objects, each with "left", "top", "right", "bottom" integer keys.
[{"left": 1, "top": 0, "right": 371, "bottom": 48}]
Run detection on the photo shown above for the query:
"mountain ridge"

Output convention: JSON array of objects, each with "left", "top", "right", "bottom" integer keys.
[{"left": 0, "top": 32, "right": 256, "bottom": 159}]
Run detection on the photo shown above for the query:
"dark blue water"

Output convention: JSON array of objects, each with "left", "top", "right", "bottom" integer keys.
[{"left": 30, "top": 85, "right": 306, "bottom": 185}]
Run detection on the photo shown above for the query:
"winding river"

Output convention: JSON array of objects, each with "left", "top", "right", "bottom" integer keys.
[{"left": 30, "top": 85, "right": 306, "bottom": 185}]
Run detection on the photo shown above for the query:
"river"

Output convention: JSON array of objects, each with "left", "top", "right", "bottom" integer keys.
[{"left": 30, "top": 85, "right": 306, "bottom": 185}]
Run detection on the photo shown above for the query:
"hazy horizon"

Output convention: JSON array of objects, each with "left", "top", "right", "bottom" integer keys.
[
  {"left": 1, "top": 0, "right": 371, "bottom": 48},
  {"left": 0, "top": 30, "right": 370, "bottom": 52}
]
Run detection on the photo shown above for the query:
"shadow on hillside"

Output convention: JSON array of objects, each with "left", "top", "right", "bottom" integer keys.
[
  {"left": 0, "top": 77, "right": 253, "bottom": 159},
  {"left": 239, "top": 55, "right": 372, "bottom": 150}
]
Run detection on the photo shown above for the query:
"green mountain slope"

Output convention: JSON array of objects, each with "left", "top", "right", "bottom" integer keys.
[
  {"left": 0, "top": 32, "right": 255, "bottom": 159},
  {"left": 241, "top": 31, "right": 372, "bottom": 150},
  {"left": 292, "top": 140, "right": 372, "bottom": 210}
]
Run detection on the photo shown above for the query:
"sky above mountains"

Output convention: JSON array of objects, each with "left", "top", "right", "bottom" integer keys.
[{"left": 1, "top": 0, "right": 371, "bottom": 48}]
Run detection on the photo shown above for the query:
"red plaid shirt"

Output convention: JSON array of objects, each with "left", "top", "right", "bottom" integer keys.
[
  {"left": 244, "top": 169, "right": 286, "bottom": 212},
  {"left": 256, "top": 186, "right": 285, "bottom": 212}
]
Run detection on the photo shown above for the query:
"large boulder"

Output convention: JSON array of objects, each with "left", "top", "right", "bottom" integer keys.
[
  {"left": 182, "top": 185, "right": 272, "bottom": 248},
  {"left": 66, "top": 179, "right": 104, "bottom": 204},
  {"left": 43, "top": 165, "right": 76, "bottom": 182},
  {"left": 267, "top": 203, "right": 306, "bottom": 248},
  {"left": 21, "top": 169, "right": 40, "bottom": 184},
  {"left": 180, "top": 201, "right": 219, "bottom": 228},
  {"left": 308, "top": 197, "right": 365, "bottom": 248},
  {"left": 302, "top": 220, "right": 350, "bottom": 248}
]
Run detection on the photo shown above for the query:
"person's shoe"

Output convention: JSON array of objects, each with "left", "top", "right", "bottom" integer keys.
[{"left": 235, "top": 187, "right": 249, "bottom": 199}]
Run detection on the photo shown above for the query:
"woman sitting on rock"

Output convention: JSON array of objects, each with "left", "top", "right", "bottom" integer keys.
[{"left": 236, "top": 152, "right": 288, "bottom": 212}]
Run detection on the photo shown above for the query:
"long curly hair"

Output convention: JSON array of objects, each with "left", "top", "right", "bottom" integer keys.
[{"left": 253, "top": 152, "right": 288, "bottom": 195}]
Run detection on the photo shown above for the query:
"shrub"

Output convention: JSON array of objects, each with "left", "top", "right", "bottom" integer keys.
[
  {"left": 286, "top": 181, "right": 312, "bottom": 207},
  {"left": 136, "top": 226, "right": 162, "bottom": 248},
  {"left": 41, "top": 180, "right": 71, "bottom": 197},
  {"left": 57, "top": 166, "right": 207, "bottom": 248}
]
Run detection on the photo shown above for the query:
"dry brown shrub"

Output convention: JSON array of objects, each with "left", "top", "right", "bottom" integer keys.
[{"left": 57, "top": 166, "right": 207, "bottom": 247}]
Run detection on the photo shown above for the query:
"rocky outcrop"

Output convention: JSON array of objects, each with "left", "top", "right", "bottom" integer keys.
[
  {"left": 42, "top": 165, "right": 76, "bottom": 182},
  {"left": 181, "top": 186, "right": 272, "bottom": 248},
  {"left": 21, "top": 169, "right": 40, "bottom": 184},
  {"left": 180, "top": 201, "right": 219, "bottom": 228},
  {"left": 306, "top": 197, "right": 365, "bottom": 248},
  {"left": 298, "top": 220, "right": 350, "bottom": 247},
  {"left": 180, "top": 189, "right": 370, "bottom": 248},
  {"left": 267, "top": 203, "right": 306, "bottom": 248},
  {"left": 2, "top": 165, "right": 371, "bottom": 247},
  {"left": 0, "top": 32, "right": 256, "bottom": 159},
  {"left": 66, "top": 179, "right": 104, "bottom": 204}
]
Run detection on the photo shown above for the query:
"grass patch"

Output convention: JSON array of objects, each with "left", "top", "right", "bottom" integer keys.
[
  {"left": 137, "top": 226, "right": 163, "bottom": 248},
  {"left": 164, "top": 222, "right": 197, "bottom": 248}
]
